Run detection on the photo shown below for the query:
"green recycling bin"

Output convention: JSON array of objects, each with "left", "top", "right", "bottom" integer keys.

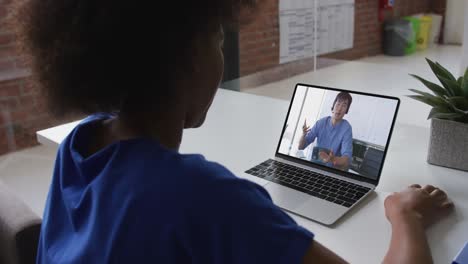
[{"left": 403, "top": 16, "right": 420, "bottom": 55}]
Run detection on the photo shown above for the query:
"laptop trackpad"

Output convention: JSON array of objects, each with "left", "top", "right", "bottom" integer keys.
[
  {"left": 264, "top": 182, "right": 347, "bottom": 225},
  {"left": 264, "top": 183, "right": 312, "bottom": 211}
]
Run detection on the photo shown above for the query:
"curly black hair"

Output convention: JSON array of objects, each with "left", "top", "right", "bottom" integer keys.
[{"left": 12, "top": 0, "right": 257, "bottom": 116}]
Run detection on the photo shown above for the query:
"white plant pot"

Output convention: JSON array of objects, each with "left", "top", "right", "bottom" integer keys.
[{"left": 427, "top": 118, "right": 468, "bottom": 171}]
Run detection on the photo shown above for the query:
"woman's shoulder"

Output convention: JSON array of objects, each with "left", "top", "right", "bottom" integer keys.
[
  {"left": 132, "top": 152, "right": 269, "bottom": 219},
  {"left": 170, "top": 153, "right": 266, "bottom": 195},
  {"left": 173, "top": 156, "right": 273, "bottom": 218},
  {"left": 126, "top": 149, "right": 252, "bottom": 196},
  {"left": 173, "top": 154, "right": 256, "bottom": 194},
  {"left": 178, "top": 154, "right": 235, "bottom": 179}
]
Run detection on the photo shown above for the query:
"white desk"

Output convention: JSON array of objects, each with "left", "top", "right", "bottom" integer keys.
[{"left": 37, "top": 88, "right": 468, "bottom": 263}]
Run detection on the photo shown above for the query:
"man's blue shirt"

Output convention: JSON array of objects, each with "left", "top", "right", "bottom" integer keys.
[{"left": 305, "top": 116, "right": 353, "bottom": 163}]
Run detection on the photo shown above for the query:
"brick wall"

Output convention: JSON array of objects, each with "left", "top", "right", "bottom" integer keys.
[
  {"left": 239, "top": 0, "right": 279, "bottom": 77},
  {"left": 0, "top": 0, "right": 59, "bottom": 155},
  {"left": 0, "top": 0, "right": 20, "bottom": 72},
  {"left": 431, "top": 0, "right": 447, "bottom": 15},
  {"left": 239, "top": 0, "right": 444, "bottom": 76},
  {"left": 0, "top": 77, "right": 57, "bottom": 155}
]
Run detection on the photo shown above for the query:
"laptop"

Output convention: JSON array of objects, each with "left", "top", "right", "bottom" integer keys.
[{"left": 244, "top": 84, "right": 400, "bottom": 226}]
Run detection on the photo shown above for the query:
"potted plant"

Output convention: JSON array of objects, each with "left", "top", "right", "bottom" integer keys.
[{"left": 409, "top": 58, "right": 468, "bottom": 171}]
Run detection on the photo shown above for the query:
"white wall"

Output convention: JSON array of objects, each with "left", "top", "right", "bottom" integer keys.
[
  {"left": 460, "top": 0, "right": 468, "bottom": 74},
  {"left": 278, "top": 85, "right": 325, "bottom": 156},
  {"left": 444, "top": 0, "right": 466, "bottom": 44}
]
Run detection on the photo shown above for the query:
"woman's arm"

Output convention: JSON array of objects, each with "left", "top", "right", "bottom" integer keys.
[
  {"left": 302, "top": 241, "right": 348, "bottom": 264},
  {"left": 382, "top": 212, "right": 432, "bottom": 264},
  {"left": 382, "top": 185, "right": 453, "bottom": 264},
  {"left": 301, "top": 185, "right": 454, "bottom": 264}
]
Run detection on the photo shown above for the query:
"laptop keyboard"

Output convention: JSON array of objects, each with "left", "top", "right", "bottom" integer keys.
[{"left": 245, "top": 159, "right": 371, "bottom": 208}]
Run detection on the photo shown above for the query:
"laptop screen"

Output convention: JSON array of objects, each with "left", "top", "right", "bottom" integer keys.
[{"left": 277, "top": 84, "right": 399, "bottom": 181}]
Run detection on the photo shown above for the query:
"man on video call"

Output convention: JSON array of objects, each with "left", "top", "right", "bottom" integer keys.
[{"left": 298, "top": 92, "right": 353, "bottom": 171}]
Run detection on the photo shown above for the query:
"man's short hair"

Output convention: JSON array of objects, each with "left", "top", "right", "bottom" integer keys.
[{"left": 331, "top": 92, "right": 352, "bottom": 113}]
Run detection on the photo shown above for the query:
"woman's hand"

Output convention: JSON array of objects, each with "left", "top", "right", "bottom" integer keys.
[{"left": 384, "top": 184, "right": 454, "bottom": 228}]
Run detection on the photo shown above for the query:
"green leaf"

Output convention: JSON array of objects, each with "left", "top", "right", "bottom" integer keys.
[
  {"left": 426, "top": 58, "right": 456, "bottom": 82},
  {"left": 436, "top": 61, "right": 457, "bottom": 81},
  {"left": 407, "top": 94, "right": 450, "bottom": 108},
  {"left": 428, "top": 110, "right": 464, "bottom": 120},
  {"left": 409, "top": 88, "right": 436, "bottom": 97},
  {"left": 409, "top": 74, "right": 448, "bottom": 97},
  {"left": 447, "top": 96, "right": 468, "bottom": 111},
  {"left": 428, "top": 107, "right": 455, "bottom": 120},
  {"left": 438, "top": 75, "right": 462, "bottom": 96},
  {"left": 462, "top": 67, "right": 468, "bottom": 98},
  {"left": 451, "top": 106, "right": 468, "bottom": 116},
  {"left": 453, "top": 109, "right": 468, "bottom": 116}
]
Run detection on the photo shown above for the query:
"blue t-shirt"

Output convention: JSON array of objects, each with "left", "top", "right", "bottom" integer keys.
[
  {"left": 305, "top": 116, "right": 353, "bottom": 163},
  {"left": 37, "top": 114, "right": 314, "bottom": 263}
]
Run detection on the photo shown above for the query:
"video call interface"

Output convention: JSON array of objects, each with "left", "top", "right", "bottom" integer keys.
[{"left": 278, "top": 85, "right": 399, "bottom": 180}]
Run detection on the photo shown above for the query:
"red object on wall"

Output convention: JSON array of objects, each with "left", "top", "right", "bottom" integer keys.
[{"left": 379, "top": 0, "right": 394, "bottom": 22}]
